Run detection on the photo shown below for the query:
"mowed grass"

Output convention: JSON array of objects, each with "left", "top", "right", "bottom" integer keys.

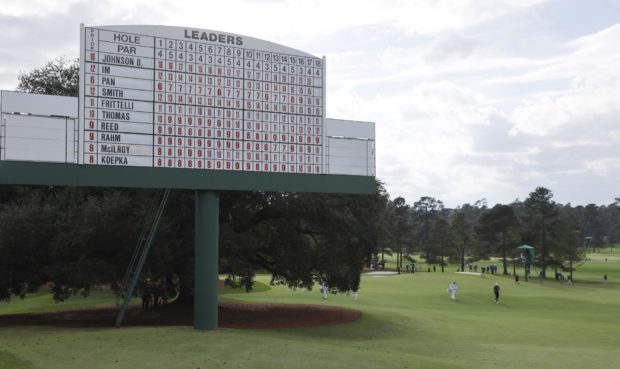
[
  {"left": 0, "top": 289, "right": 116, "bottom": 315},
  {"left": 1, "top": 254, "right": 619, "bottom": 369}
]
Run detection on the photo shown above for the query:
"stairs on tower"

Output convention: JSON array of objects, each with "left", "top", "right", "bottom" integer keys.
[{"left": 115, "top": 188, "right": 171, "bottom": 327}]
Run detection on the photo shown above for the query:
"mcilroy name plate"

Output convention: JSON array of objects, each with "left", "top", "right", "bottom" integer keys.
[{"left": 80, "top": 25, "right": 325, "bottom": 174}]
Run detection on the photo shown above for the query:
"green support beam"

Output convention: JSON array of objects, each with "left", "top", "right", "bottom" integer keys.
[
  {"left": 0, "top": 161, "right": 376, "bottom": 194},
  {"left": 194, "top": 190, "right": 219, "bottom": 330}
]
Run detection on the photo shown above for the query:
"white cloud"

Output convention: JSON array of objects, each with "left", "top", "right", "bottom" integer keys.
[
  {"left": 327, "top": 79, "right": 507, "bottom": 204},
  {"left": 509, "top": 24, "right": 620, "bottom": 137},
  {"left": 584, "top": 158, "right": 620, "bottom": 176},
  {"left": 0, "top": 0, "right": 84, "bottom": 17},
  {"left": 326, "top": 21, "right": 620, "bottom": 206},
  {"left": 371, "top": 0, "right": 547, "bottom": 36},
  {"left": 510, "top": 83, "right": 620, "bottom": 137}
]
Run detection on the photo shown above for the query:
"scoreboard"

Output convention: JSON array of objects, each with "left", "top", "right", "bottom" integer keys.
[{"left": 80, "top": 25, "right": 325, "bottom": 174}]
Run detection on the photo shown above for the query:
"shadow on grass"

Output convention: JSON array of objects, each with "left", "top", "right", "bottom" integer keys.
[
  {"left": 262, "top": 310, "right": 412, "bottom": 342},
  {"left": 0, "top": 350, "right": 35, "bottom": 369},
  {"left": 525, "top": 278, "right": 619, "bottom": 292},
  {"left": 0, "top": 301, "right": 364, "bottom": 331}
]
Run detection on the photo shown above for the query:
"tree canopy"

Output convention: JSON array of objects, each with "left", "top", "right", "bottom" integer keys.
[{"left": 17, "top": 57, "right": 79, "bottom": 96}]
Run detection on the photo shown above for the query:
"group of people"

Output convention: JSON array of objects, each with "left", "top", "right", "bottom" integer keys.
[
  {"left": 465, "top": 263, "right": 478, "bottom": 272},
  {"left": 481, "top": 264, "right": 498, "bottom": 275},
  {"left": 447, "top": 281, "right": 501, "bottom": 304},
  {"left": 460, "top": 263, "right": 499, "bottom": 275}
]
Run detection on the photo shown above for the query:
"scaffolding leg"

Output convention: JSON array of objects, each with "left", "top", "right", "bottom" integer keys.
[
  {"left": 115, "top": 189, "right": 170, "bottom": 327},
  {"left": 194, "top": 190, "right": 219, "bottom": 330}
]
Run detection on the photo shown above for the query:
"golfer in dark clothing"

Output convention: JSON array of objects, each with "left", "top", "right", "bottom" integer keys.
[{"left": 493, "top": 283, "right": 500, "bottom": 304}]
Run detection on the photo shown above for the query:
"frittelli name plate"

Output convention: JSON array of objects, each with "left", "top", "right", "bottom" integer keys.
[{"left": 80, "top": 25, "right": 325, "bottom": 174}]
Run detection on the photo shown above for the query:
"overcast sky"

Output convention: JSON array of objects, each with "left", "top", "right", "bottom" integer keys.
[{"left": 1, "top": 0, "right": 619, "bottom": 207}]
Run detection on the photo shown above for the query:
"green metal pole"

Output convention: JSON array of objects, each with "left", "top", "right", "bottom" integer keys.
[{"left": 194, "top": 190, "right": 219, "bottom": 330}]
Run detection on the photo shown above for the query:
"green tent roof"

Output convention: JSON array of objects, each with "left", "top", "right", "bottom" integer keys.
[{"left": 517, "top": 244, "right": 535, "bottom": 250}]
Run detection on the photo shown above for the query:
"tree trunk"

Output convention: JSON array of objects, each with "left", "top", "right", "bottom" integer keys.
[
  {"left": 460, "top": 247, "right": 465, "bottom": 273},
  {"left": 541, "top": 221, "right": 547, "bottom": 278},
  {"left": 501, "top": 236, "right": 508, "bottom": 275},
  {"left": 441, "top": 255, "right": 445, "bottom": 272},
  {"left": 396, "top": 241, "right": 401, "bottom": 274}
]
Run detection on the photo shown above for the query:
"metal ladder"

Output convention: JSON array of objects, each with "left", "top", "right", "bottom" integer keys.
[{"left": 115, "top": 188, "right": 171, "bottom": 327}]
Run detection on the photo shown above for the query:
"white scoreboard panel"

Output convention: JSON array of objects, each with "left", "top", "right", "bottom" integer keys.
[{"left": 80, "top": 25, "right": 325, "bottom": 174}]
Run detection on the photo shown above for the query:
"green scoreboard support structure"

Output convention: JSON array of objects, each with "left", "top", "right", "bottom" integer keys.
[
  {"left": 517, "top": 244, "right": 535, "bottom": 282},
  {"left": 0, "top": 24, "right": 377, "bottom": 330},
  {"left": 194, "top": 190, "right": 220, "bottom": 330}
]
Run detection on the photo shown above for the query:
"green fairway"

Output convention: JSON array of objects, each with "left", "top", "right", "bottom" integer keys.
[
  {"left": 0, "top": 289, "right": 116, "bottom": 315},
  {"left": 1, "top": 254, "right": 619, "bottom": 369}
]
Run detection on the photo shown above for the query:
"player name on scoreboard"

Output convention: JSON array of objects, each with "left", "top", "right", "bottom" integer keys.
[{"left": 81, "top": 25, "right": 325, "bottom": 174}]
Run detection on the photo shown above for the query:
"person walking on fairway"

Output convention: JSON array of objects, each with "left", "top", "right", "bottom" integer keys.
[
  {"left": 493, "top": 282, "right": 501, "bottom": 303},
  {"left": 320, "top": 282, "right": 328, "bottom": 300},
  {"left": 448, "top": 281, "right": 458, "bottom": 301}
]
